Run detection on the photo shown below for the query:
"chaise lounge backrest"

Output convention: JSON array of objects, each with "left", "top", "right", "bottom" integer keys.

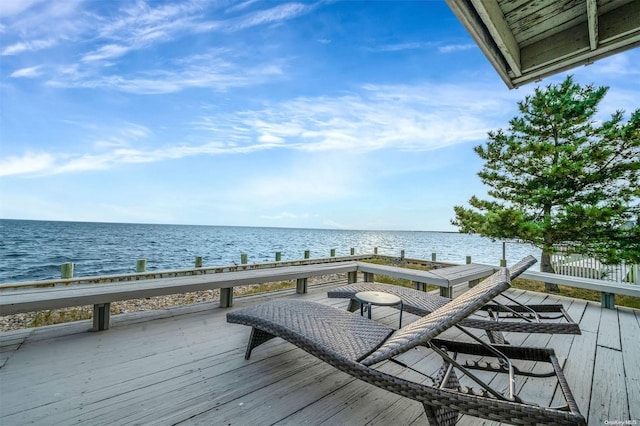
[
  {"left": 360, "top": 267, "right": 510, "bottom": 365},
  {"left": 508, "top": 255, "right": 536, "bottom": 280}
]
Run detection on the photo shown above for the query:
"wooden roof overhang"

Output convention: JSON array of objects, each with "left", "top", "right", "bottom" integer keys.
[{"left": 446, "top": 0, "right": 640, "bottom": 88}]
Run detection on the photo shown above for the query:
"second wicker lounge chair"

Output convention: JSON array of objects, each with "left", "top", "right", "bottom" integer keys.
[
  {"left": 227, "top": 264, "right": 585, "bottom": 425},
  {"left": 328, "top": 255, "right": 580, "bottom": 343}
]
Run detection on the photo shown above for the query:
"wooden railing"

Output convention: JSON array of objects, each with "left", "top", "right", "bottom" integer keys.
[{"left": 0, "top": 257, "right": 490, "bottom": 332}]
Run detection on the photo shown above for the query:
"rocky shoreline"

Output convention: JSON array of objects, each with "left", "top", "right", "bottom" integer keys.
[{"left": 0, "top": 275, "right": 343, "bottom": 332}]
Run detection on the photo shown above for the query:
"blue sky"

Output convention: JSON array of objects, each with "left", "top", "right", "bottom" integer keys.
[{"left": 1, "top": 0, "right": 639, "bottom": 231}]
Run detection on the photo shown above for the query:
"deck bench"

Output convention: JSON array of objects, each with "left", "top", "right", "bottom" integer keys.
[
  {"left": 0, "top": 262, "right": 359, "bottom": 331},
  {"left": 0, "top": 261, "right": 496, "bottom": 332},
  {"left": 519, "top": 270, "right": 640, "bottom": 308}
]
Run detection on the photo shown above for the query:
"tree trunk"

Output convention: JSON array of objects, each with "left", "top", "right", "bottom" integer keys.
[{"left": 540, "top": 251, "right": 560, "bottom": 292}]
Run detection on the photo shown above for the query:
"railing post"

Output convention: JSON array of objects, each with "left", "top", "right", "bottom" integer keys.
[
  {"left": 296, "top": 278, "right": 308, "bottom": 294},
  {"left": 465, "top": 256, "right": 482, "bottom": 288},
  {"left": 61, "top": 262, "right": 74, "bottom": 279},
  {"left": 601, "top": 292, "right": 615, "bottom": 309},
  {"left": 220, "top": 288, "right": 233, "bottom": 308},
  {"left": 440, "top": 286, "right": 453, "bottom": 299},
  {"left": 91, "top": 303, "right": 110, "bottom": 331},
  {"left": 136, "top": 259, "right": 147, "bottom": 273}
]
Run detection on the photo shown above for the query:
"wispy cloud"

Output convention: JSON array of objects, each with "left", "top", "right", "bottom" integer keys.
[
  {"left": 48, "top": 50, "right": 284, "bottom": 93},
  {"left": 218, "top": 82, "right": 518, "bottom": 152},
  {"left": 368, "top": 41, "right": 437, "bottom": 52},
  {"left": 0, "top": 0, "right": 47, "bottom": 18},
  {"left": 1, "top": 81, "right": 520, "bottom": 178},
  {"left": 438, "top": 43, "right": 476, "bottom": 53},
  {"left": 78, "top": 1, "right": 314, "bottom": 65},
  {"left": 10, "top": 65, "right": 43, "bottom": 78},
  {"left": 3, "top": 1, "right": 313, "bottom": 94},
  {"left": 585, "top": 51, "right": 640, "bottom": 76},
  {"left": 2, "top": 38, "right": 56, "bottom": 56},
  {"left": 224, "top": 2, "right": 312, "bottom": 31},
  {"left": 82, "top": 44, "right": 131, "bottom": 62}
]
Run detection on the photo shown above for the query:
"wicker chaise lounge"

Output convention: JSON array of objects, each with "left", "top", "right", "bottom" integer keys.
[
  {"left": 226, "top": 265, "right": 585, "bottom": 425},
  {"left": 328, "top": 255, "right": 580, "bottom": 343}
]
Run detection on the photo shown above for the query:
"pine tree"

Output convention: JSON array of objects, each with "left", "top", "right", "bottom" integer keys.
[{"left": 452, "top": 76, "right": 640, "bottom": 290}]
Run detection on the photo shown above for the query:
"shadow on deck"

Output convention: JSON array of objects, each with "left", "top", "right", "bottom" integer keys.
[{"left": 1, "top": 281, "right": 638, "bottom": 425}]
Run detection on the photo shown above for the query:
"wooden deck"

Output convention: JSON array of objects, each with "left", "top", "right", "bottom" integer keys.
[{"left": 1, "top": 280, "right": 638, "bottom": 425}]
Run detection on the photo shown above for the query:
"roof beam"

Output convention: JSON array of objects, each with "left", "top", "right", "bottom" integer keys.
[
  {"left": 445, "top": 0, "right": 514, "bottom": 88},
  {"left": 587, "top": 0, "right": 599, "bottom": 50},
  {"left": 470, "top": 0, "right": 521, "bottom": 77}
]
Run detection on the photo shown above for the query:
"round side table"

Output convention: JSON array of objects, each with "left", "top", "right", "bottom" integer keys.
[{"left": 354, "top": 291, "right": 403, "bottom": 328}]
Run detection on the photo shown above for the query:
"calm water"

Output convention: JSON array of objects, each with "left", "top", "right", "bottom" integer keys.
[{"left": 0, "top": 219, "right": 541, "bottom": 283}]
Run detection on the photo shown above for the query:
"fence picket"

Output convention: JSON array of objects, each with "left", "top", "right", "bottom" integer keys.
[{"left": 552, "top": 253, "right": 639, "bottom": 285}]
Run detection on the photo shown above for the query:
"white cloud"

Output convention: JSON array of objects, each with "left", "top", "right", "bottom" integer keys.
[
  {"left": 0, "top": 0, "right": 47, "bottom": 18},
  {"left": 225, "top": 3, "right": 312, "bottom": 31},
  {"left": 9, "top": 65, "right": 42, "bottom": 78},
  {"left": 1, "top": 81, "right": 519, "bottom": 177},
  {"left": 48, "top": 51, "right": 284, "bottom": 93},
  {"left": 217, "top": 82, "right": 519, "bottom": 153},
  {"left": 438, "top": 43, "right": 476, "bottom": 53},
  {"left": 82, "top": 44, "right": 131, "bottom": 62},
  {"left": 0, "top": 152, "right": 54, "bottom": 176},
  {"left": 258, "top": 134, "right": 285, "bottom": 144},
  {"left": 1, "top": 38, "right": 56, "bottom": 55},
  {"left": 226, "top": 0, "right": 261, "bottom": 14},
  {"left": 370, "top": 41, "right": 436, "bottom": 52}
]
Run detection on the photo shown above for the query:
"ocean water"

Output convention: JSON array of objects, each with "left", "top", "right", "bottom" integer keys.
[{"left": 0, "top": 219, "right": 541, "bottom": 283}]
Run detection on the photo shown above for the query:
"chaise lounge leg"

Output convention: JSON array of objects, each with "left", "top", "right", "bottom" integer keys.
[
  {"left": 423, "top": 403, "right": 459, "bottom": 426},
  {"left": 245, "top": 328, "right": 276, "bottom": 359},
  {"left": 423, "top": 361, "right": 461, "bottom": 425},
  {"left": 347, "top": 299, "right": 360, "bottom": 312},
  {"left": 486, "top": 330, "right": 508, "bottom": 344}
]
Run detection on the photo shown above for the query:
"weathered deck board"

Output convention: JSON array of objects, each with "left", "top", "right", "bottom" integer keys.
[
  {"left": 619, "top": 307, "right": 640, "bottom": 421},
  {"left": 597, "top": 307, "right": 621, "bottom": 350},
  {"left": 589, "top": 346, "right": 629, "bottom": 424},
  {"left": 1, "top": 282, "right": 638, "bottom": 425}
]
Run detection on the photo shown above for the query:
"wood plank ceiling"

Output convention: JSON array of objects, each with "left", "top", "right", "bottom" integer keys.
[{"left": 446, "top": 0, "right": 640, "bottom": 88}]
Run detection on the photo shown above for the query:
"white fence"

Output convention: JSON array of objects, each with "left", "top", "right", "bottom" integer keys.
[{"left": 551, "top": 253, "right": 639, "bottom": 284}]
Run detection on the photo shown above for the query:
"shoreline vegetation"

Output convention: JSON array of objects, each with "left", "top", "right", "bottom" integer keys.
[{"left": 2, "top": 260, "right": 638, "bottom": 332}]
